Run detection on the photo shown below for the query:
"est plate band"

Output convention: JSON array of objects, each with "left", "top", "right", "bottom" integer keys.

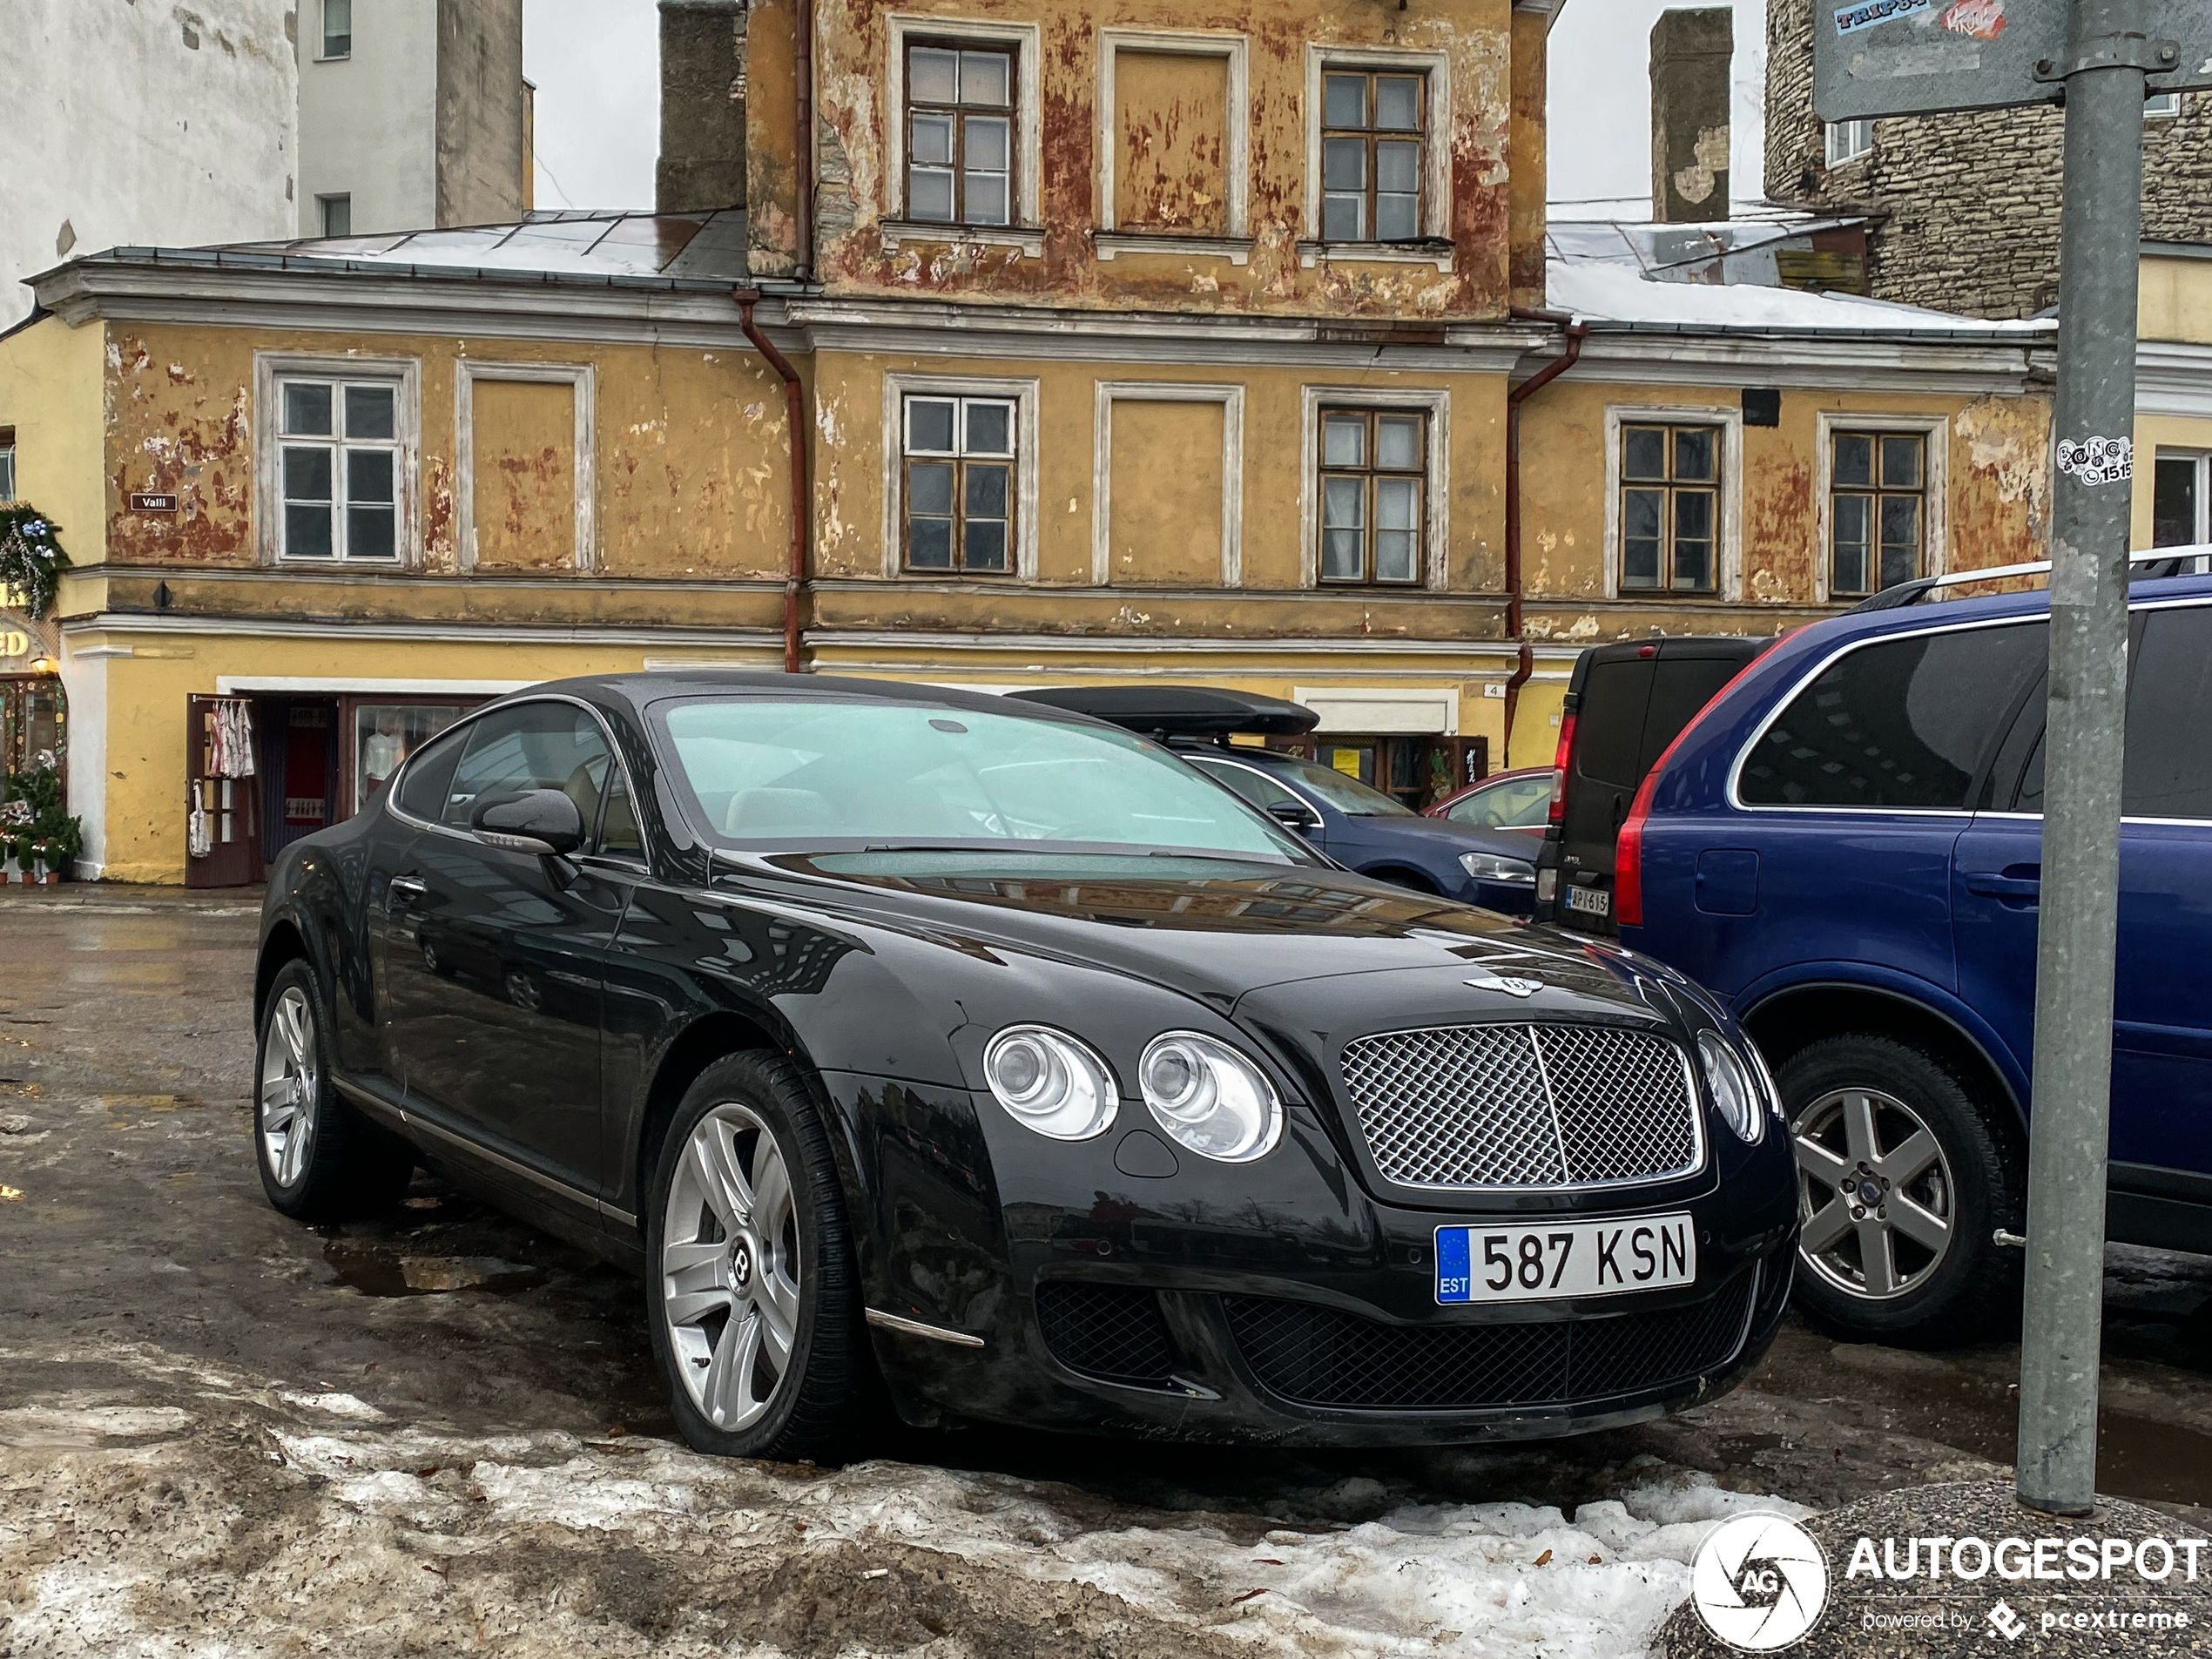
[{"left": 1435, "top": 1212, "right": 1696, "bottom": 1305}]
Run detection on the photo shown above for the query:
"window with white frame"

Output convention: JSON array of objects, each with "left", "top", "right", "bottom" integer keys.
[
  {"left": 1320, "top": 68, "right": 1426, "bottom": 242},
  {"left": 906, "top": 42, "right": 1015, "bottom": 226},
  {"left": 0, "top": 427, "right": 15, "bottom": 502},
  {"left": 1825, "top": 118, "right": 1874, "bottom": 165},
  {"left": 901, "top": 395, "right": 1016, "bottom": 574},
  {"left": 275, "top": 377, "right": 402, "bottom": 561},
  {"left": 1621, "top": 422, "right": 1721, "bottom": 593},
  {"left": 1828, "top": 428, "right": 1927, "bottom": 597},
  {"left": 318, "top": 193, "right": 352, "bottom": 238},
  {"left": 2147, "top": 91, "right": 2182, "bottom": 118},
  {"left": 1318, "top": 408, "right": 1426, "bottom": 583},
  {"left": 321, "top": 0, "right": 351, "bottom": 58},
  {"left": 2155, "top": 451, "right": 2211, "bottom": 549}
]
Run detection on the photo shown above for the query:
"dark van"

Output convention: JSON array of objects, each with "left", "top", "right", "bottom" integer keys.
[{"left": 1536, "top": 637, "right": 1769, "bottom": 934}]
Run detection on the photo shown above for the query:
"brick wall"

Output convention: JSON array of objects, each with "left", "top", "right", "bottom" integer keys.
[{"left": 1766, "top": 0, "right": 2212, "bottom": 320}]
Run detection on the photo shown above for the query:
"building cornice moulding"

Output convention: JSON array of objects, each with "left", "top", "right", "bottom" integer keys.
[{"left": 1528, "top": 332, "right": 2049, "bottom": 395}]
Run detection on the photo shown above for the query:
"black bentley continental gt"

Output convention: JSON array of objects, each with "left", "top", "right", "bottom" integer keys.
[{"left": 253, "top": 674, "right": 1797, "bottom": 1460}]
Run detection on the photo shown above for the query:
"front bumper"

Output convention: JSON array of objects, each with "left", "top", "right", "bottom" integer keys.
[{"left": 830, "top": 1075, "right": 1798, "bottom": 1447}]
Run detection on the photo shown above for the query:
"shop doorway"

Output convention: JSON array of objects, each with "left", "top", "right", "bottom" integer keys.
[
  {"left": 1269, "top": 732, "right": 1489, "bottom": 811},
  {"left": 184, "top": 692, "right": 484, "bottom": 887}
]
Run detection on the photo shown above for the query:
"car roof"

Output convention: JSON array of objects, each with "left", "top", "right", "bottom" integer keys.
[
  {"left": 1008, "top": 684, "right": 1320, "bottom": 738},
  {"left": 488, "top": 671, "right": 1109, "bottom": 729}
]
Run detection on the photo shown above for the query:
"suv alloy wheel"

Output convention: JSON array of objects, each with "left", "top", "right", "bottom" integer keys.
[{"left": 1777, "top": 1034, "right": 2022, "bottom": 1345}]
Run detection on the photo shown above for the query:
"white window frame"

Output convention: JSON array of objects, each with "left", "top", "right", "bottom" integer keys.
[
  {"left": 1091, "top": 381, "right": 1246, "bottom": 588},
  {"left": 881, "top": 371, "right": 1040, "bottom": 580},
  {"left": 1301, "top": 44, "right": 1452, "bottom": 272},
  {"left": 254, "top": 353, "right": 421, "bottom": 567},
  {"left": 1298, "top": 384, "right": 1449, "bottom": 591},
  {"left": 2153, "top": 448, "right": 2212, "bottom": 551},
  {"left": 1096, "top": 29, "right": 1251, "bottom": 253},
  {"left": 898, "top": 392, "right": 1021, "bottom": 577},
  {"left": 320, "top": 0, "right": 351, "bottom": 60},
  {"left": 1602, "top": 403, "right": 1745, "bottom": 602},
  {"left": 2147, "top": 91, "right": 2182, "bottom": 118},
  {"left": 1812, "top": 411, "right": 1949, "bottom": 604},
  {"left": 884, "top": 16, "right": 1042, "bottom": 246},
  {"left": 1826, "top": 118, "right": 1874, "bottom": 166},
  {"left": 454, "top": 361, "right": 597, "bottom": 574}
]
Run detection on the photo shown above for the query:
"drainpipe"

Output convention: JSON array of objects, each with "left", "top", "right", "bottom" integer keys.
[
  {"left": 1502, "top": 306, "right": 1587, "bottom": 766},
  {"left": 733, "top": 289, "right": 809, "bottom": 674},
  {"left": 794, "top": 0, "right": 815, "bottom": 283}
]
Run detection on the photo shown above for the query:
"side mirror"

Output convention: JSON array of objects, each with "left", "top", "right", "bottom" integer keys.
[
  {"left": 1267, "top": 800, "right": 1322, "bottom": 834},
  {"left": 471, "top": 789, "right": 586, "bottom": 858}
]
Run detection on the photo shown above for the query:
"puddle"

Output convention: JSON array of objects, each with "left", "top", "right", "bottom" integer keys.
[
  {"left": 324, "top": 1244, "right": 546, "bottom": 1298},
  {"left": 1820, "top": 1339, "right": 2212, "bottom": 1512}
]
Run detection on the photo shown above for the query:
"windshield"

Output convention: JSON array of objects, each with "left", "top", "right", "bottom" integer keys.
[
  {"left": 1274, "top": 757, "right": 1417, "bottom": 816},
  {"left": 655, "top": 697, "right": 1312, "bottom": 860}
]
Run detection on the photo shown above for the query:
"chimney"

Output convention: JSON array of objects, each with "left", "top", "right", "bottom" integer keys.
[
  {"left": 657, "top": 0, "right": 747, "bottom": 213},
  {"left": 1649, "top": 8, "right": 1731, "bottom": 224}
]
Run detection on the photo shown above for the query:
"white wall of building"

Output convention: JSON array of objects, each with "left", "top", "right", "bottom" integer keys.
[
  {"left": 296, "top": 0, "right": 441, "bottom": 236},
  {"left": 0, "top": 0, "right": 298, "bottom": 327}
]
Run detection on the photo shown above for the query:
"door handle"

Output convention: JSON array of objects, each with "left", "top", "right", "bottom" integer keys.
[
  {"left": 388, "top": 874, "right": 428, "bottom": 907},
  {"left": 1965, "top": 873, "right": 2041, "bottom": 902}
]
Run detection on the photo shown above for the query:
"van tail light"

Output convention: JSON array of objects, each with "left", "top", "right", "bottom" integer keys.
[
  {"left": 1613, "top": 641, "right": 1783, "bottom": 931},
  {"left": 1548, "top": 714, "right": 1576, "bottom": 825}
]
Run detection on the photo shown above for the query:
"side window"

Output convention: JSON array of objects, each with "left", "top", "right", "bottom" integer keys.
[
  {"left": 1572, "top": 660, "right": 1655, "bottom": 791},
  {"left": 394, "top": 725, "right": 468, "bottom": 822},
  {"left": 598, "top": 765, "right": 647, "bottom": 856},
  {"left": 1195, "top": 759, "right": 1302, "bottom": 814},
  {"left": 2124, "top": 607, "right": 2212, "bottom": 819},
  {"left": 1739, "top": 623, "right": 2047, "bottom": 810},
  {"left": 440, "top": 703, "right": 614, "bottom": 832},
  {"left": 1451, "top": 777, "right": 1551, "bottom": 829}
]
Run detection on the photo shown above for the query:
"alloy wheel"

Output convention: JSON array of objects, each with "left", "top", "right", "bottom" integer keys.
[
  {"left": 1792, "top": 1087, "right": 1955, "bottom": 1300},
  {"left": 660, "top": 1103, "right": 803, "bottom": 1433},
  {"left": 259, "top": 986, "right": 320, "bottom": 1189}
]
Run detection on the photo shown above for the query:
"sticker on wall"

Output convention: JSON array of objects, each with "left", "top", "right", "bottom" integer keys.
[
  {"left": 1939, "top": 0, "right": 2006, "bottom": 40},
  {"left": 1835, "top": 0, "right": 1934, "bottom": 35},
  {"left": 2055, "top": 435, "right": 2134, "bottom": 486}
]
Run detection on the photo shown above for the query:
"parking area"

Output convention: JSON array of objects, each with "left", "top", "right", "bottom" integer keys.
[{"left": 1, "top": 891, "right": 2208, "bottom": 1656}]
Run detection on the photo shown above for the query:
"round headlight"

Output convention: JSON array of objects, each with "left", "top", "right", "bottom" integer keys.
[
  {"left": 1139, "top": 1032, "right": 1283, "bottom": 1163},
  {"left": 1742, "top": 1035, "right": 1785, "bottom": 1129},
  {"left": 1697, "top": 1029, "right": 1764, "bottom": 1144},
  {"left": 983, "top": 1025, "right": 1118, "bottom": 1141}
]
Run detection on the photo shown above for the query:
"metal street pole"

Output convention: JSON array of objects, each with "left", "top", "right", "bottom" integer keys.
[{"left": 2015, "top": 0, "right": 2155, "bottom": 1518}]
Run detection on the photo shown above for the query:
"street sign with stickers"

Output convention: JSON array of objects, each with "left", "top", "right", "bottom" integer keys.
[{"left": 1815, "top": 0, "right": 2212, "bottom": 119}]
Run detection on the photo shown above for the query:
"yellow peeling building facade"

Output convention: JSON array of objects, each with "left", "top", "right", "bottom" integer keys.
[{"left": 0, "top": 0, "right": 2057, "bottom": 884}]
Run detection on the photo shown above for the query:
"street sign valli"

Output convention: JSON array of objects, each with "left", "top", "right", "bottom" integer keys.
[{"left": 1815, "top": 0, "right": 2212, "bottom": 119}]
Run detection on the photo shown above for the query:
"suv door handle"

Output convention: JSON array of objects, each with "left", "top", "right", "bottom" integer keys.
[
  {"left": 388, "top": 874, "right": 428, "bottom": 907},
  {"left": 1964, "top": 872, "right": 2040, "bottom": 902}
]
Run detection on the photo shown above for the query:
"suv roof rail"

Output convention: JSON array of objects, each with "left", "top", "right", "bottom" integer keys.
[{"left": 1848, "top": 545, "right": 2212, "bottom": 613}]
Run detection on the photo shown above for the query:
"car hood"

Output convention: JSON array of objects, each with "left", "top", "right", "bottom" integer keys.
[{"left": 743, "top": 850, "right": 1661, "bottom": 1024}]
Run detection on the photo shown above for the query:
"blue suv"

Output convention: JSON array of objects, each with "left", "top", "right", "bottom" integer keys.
[{"left": 1615, "top": 568, "right": 2212, "bottom": 1344}]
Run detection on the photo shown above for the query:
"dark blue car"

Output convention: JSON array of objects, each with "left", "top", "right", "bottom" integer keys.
[{"left": 1613, "top": 564, "right": 2212, "bottom": 1344}]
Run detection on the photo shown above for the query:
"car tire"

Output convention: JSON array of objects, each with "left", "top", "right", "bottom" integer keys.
[
  {"left": 1777, "top": 1034, "right": 2021, "bottom": 1347},
  {"left": 254, "top": 958, "right": 415, "bottom": 1221},
  {"left": 644, "top": 1051, "right": 872, "bottom": 1462}
]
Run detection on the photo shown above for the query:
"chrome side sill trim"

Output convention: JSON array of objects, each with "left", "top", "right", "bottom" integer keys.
[
  {"left": 865, "top": 1308, "right": 987, "bottom": 1348},
  {"left": 337, "top": 1076, "right": 636, "bottom": 1227}
]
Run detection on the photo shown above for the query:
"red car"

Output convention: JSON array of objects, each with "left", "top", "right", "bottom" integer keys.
[{"left": 1425, "top": 766, "right": 1555, "bottom": 839}]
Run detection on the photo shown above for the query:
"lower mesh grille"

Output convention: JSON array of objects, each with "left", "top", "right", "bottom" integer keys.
[
  {"left": 1224, "top": 1270, "right": 1757, "bottom": 1410},
  {"left": 1035, "top": 1283, "right": 1178, "bottom": 1387}
]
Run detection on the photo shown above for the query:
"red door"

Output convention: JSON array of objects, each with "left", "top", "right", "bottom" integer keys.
[{"left": 185, "top": 695, "right": 260, "bottom": 888}]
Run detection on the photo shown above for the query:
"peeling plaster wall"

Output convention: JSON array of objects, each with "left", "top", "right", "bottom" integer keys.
[
  {"left": 747, "top": 0, "right": 1521, "bottom": 319},
  {"left": 1, "top": 0, "right": 297, "bottom": 327},
  {"left": 83, "top": 321, "right": 793, "bottom": 610},
  {"left": 1515, "top": 379, "right": 2051, "bottom": 637}
]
